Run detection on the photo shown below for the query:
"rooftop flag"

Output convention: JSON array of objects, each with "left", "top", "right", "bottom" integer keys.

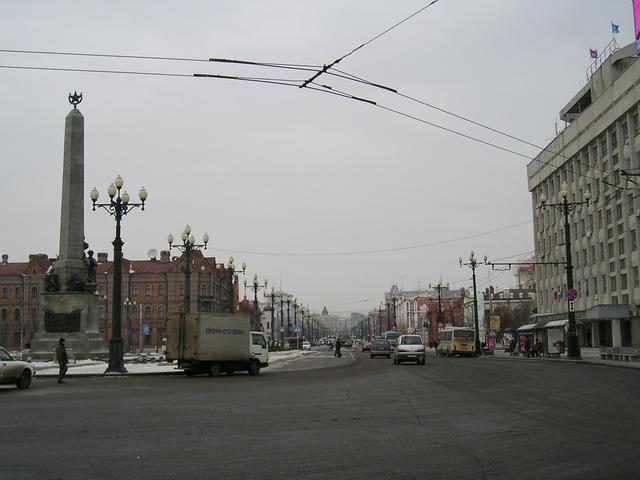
[
  {"left": 590, "top": 48, "right": 598, "bottom": 59},
  {"left": 611, "top": 22, "right": 620, "bottom": 34}
]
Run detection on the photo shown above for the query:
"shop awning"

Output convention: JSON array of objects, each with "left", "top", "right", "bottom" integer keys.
[
  {"left": 516, "top": 323, "right": 541, "bottom": 332},
  {"left": 543, "top": 319, "right": 583, "bottom": 328}
]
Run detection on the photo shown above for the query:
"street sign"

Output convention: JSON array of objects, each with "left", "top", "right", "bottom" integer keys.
[
  {"left": 569, "top": 300, "right": 576, "bottom": 312},
  {"left": 488, "top": 329, "right": 497, "bottom": 337},
  {"left": 567, "top": 288, "right": 578, "bottom": 301},
  {"left": 279, "top": 327, "right": 285, "bottom": 333},
  {"left": 294, "top": 325, "right": 302, "bottom": 333}
]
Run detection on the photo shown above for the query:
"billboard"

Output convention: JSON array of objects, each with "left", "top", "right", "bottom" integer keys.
[
  {"left": 635, "top": 0, "right": 640, "bottom": 51},
  {"left": 489, "top": 315, "right": 501, "bottom": 331}
]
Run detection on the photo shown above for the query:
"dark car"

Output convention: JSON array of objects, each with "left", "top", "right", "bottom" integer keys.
[{"left": 369, "top": 339, "right": 391, "bottom": 359}]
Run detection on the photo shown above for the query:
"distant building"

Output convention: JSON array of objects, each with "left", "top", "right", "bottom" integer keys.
[{"left": 0, "top": 250, "right": 239, "bottom": 351}]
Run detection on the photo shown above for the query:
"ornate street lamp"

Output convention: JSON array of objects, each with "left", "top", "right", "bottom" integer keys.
[
  {"left": 264, "top": 287, "right": 278, "bottom": 346},
  {"left": 459, "top": 251, "right": 481, "bottom": 355},
  {"left": 90, "top": 175, "right": 147, "bottom": 373},
  {"left": 429, "top": 280, "right": 449, "bottom": 330},
  {"left": 539, "top": 181, "right": 591, "bottom": 359},
  {"left": 167, "top": 225, "right": 209, "bottom": 314},
  {"left": 244, "top": 274, "right": 268, "bottom": 331},
  {"left": 227, "top": 257, "right": 246, "bottom": 314}
]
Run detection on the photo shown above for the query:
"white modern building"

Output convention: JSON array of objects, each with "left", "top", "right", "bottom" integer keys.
[{"left": 527, "top": 40, "right": 640, "bottom": 348}]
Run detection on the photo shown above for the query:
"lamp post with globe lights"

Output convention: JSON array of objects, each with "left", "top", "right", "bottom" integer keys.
[
  {"left": 539, "top": 181, "right": 591, "bottom": 359},
  {"left": 90, "top": 175, "right": 147, "bottom": 373},
  {"left": 459, "top": 251, "right": 482, "bottom": 355},
  {"left": 167, "top": 225, "right": 209, "bottom": 314},
  {"left": 244, "top": 274, "right": 268, "bottom": 331},
  {"left": 226, "top": 257, "right": 246, "bottom": 313}
]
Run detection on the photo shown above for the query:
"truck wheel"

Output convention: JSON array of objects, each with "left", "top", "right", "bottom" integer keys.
[
  {"left": 248, "top": 361, "right": 260, "bottom": 376},
  {"left": 209, "top": 364, "right": 222, "bottom": 377}
]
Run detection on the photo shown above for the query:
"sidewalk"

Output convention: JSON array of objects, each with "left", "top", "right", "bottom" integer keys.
[
  {"left": 34, "top": 349, "right": 312, "bottom": 377},
  {"left": 483, "top": 347, "right": 640, "bottom": 370}
]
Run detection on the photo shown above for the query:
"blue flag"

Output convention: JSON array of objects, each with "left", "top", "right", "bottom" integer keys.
[{"left": 612, "top": 22, "right": 620, "bottom": 34}]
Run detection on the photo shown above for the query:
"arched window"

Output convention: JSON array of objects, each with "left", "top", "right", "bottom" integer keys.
[
  {"left": 14, "top": 308, "right": 21, "bottom": 323},
  {"left": 1, "top": 308, "right": 7, "bottom": 322},
  {"left": 132, "top": 285, "right": 139, "bottom": 297},
  {"left": 158, "top": 284, "right": 165, "bottom": 296},
  {"left": 31, "top": 286, "right": 38, "bottom": 298},
  {"left": 144, "top": 306, "right": 152, "bottom": 321},
  {"left": 200, "top": 283, "right": 207, "bottom": 295},
  {"left": 97, "top": 285, "right": 104, "bottom": 296},
  {"left": 2, "top": 287, "right": 8, "bottom": 299},
  {"left": 157, "top": 305, "right": 165, "bottom": 320},
  {"left": 179, "top": 283, "right": 185, "bottom": 297},
  {"left": 144, "top": 284, "right": 152, "bottom": 297},
  {"left": 15, "top": 287, "right": 22, "bottom": 298}
]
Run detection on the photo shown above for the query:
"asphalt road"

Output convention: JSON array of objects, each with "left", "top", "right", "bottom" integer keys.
[{"left": 2, "top": 349, "right": 639, "bottom": 480}]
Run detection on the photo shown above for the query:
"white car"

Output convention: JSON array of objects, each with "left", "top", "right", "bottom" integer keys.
[
  {"left": 393, "top": 335, "right": 426, "bottom": 365},
  {"left": 0, "top": 347, "right": 36, "bottom": 389},
  {"left": 302, "top": 341, "right": 311, "bottom": 350}
]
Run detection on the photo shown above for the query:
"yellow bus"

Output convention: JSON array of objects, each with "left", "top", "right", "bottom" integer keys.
[{"left": 436, "top": 327, "right": 476, "bottom": 357}]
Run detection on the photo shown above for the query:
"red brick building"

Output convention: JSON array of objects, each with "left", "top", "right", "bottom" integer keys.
[{"left": 0, "top": 250, "right": 239, "bottom": 352}]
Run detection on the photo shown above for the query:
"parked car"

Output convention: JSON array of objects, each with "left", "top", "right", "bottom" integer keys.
[
  {"left": 369, "top": 339, "right": 391, "bottom": 359},
  {"left": 0, "top": 347, "right": 35, "bottom": 389},
  {"left": 302, "top": 341, "right": 311, "bottom": 350},
  {"left": 393, "top": 335, "right": 426, "bottom": 365}
]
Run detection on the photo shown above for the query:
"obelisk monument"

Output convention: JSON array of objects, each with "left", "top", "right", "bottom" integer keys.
[{"left": 31, "top": 93, "right": 107, "bottom": 360}]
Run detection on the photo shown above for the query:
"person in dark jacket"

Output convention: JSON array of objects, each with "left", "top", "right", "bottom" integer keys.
[
  {"left": 55, "top": 338, "right": 69, "bottom": 384},
  {"left": 334, "top": 338, "right": 342, "bottom": 358}
]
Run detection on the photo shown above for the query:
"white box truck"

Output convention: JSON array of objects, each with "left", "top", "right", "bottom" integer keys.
[{"left": 165, "top": 313, "right": 268, "bottom": 376}]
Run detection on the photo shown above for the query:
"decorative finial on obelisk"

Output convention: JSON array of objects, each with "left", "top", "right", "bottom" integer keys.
[{"left": 68, "top": 91, "right": 83, "bottom": 109}]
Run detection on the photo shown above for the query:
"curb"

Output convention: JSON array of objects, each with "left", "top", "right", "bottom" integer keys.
[{"left": 480, "top": 353, "right": 640, "bottom": 370}]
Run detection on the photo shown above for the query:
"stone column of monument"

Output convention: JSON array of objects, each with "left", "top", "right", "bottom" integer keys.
[{"left": 31, "top": 93, "right": 107, "bottom": 360}]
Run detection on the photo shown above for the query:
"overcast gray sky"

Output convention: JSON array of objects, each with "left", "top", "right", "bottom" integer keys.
[{"left": 0, "top": 1, "right": 635, "bottom": 315}]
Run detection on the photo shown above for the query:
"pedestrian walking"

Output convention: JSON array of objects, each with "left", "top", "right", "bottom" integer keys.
[
  {"left": 55, "top": 337, "right": 69, "bottom": 384},
  {"left": 334, "top": 338, "right": 342, "bottom": 358}
]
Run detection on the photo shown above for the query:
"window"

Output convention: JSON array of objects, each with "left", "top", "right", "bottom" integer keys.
[
  {"left": 15, "top": 287, "right": 22, "bottom": 298},
  {"left": 608, "top": 243, "right": 615, "bottom": 257},
  {"left": 597, "top": 211, "right": 603, "bottom": 229},
  {"left": 611, "top": 276, "right": 617, "bottom": 291},
  {"left": 132, "top": 285, "right": 139, "bottom": 297},
  {"left": 619, "top": 259, "right": 626, "bottom": 270},
  {"left": 144, "top": 306, "right": 152, "bottom": 321},
  {"left": 601, "top": 137, "right": 608, "bottom": 156},
  {"left": 621, "top": 274, "right": 628, "bottom": 290},
  {"left": 617, "top": 223, "right": 624, "bottom": 235},
  {"left": 97, "top": 284, "right": 104, "bottom": 296},
  {"left": 611, "top": 129, "right": 618, "bottom": 150},
  {"left": 623, "top": 294, "right": 629, "bottom": 305},
  {"left": 619, "top": 238, "right": 625, "bottom": 254},
  {"left": 158, "top": 284, "right": 165, "bottom": 296},
  {"left": 623, "top": 121, "right": 629, "bottom": 145},
  {"left": 31, "top": 286, "right": 38, "bottom": 298},
  {"left": 179, "top": 283, "right": 185, "bottom": 296},
  {"left": 634, "top": 113, "right": 640, "bottom": 136},
  {"left": 609, "top": 261, "right": 616, "bottom": 273},
  {"left": 616, "top": 204, "right": 623, "bottom": 220},
  {"left": 14, "top": 308, "right": 21, "bottom": 323},
  {"left": 603, "top": 160, "right": 609, "bottom": 172},
  {"left": 606, "top": 209, "right": 612, "bottom": 224},
  {"left": 2, "top": 287, "right": 8, "bottom": 299},
  {"left": 200, "top": 283, "right": 207, "bottom": 296},
  {"left": 632, "top": 231, "right": 637, "bottom": 251},
  {"left": 613, "top": 153, "right": 619, "bottom": 165},
  {"left": 158, "top": 305, "right": 165, "bottom": 320},
  {"left": 602, "top": 275, "right": 607, "bottom": 293},
  {"left": 612, "top": 295, "right": 619, "bottom": 304},
  {"left": 608, "top": 228, "right": 613, "bottom": 240},
  {"left": 634, "top": 267, "right": 640, "bottom": 287},
  {"left": 600, "top": 242, "right": 605, "bottom": 257},
  {"left": 144, "top": 283, "right": 152, "bottom": 297}
]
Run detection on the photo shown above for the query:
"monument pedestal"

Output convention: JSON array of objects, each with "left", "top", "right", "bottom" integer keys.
[{"left": 31, "top": 291, "right": 108, "bottom": 360}]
